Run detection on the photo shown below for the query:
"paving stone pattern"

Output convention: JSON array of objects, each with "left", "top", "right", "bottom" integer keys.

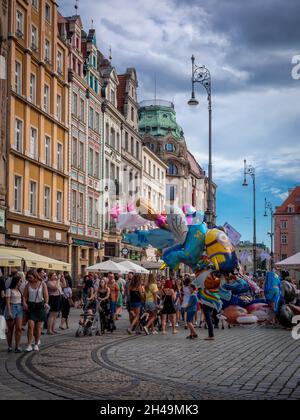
[{"left": 0, "top": 310, "right": 299, "bottom": 400}]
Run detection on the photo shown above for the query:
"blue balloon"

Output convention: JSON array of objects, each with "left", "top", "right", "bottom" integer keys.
[
  {"left": 162, "top": 212, "right": 207, "bottom": 270},
  {"left": 264, "top": 272, "right": 283, "bottom": 314},
  {"left": 123, "top": 229, "right": 177, "bottom": 250},
  {"left": 223, "top": 279, "right": 251, "bottom": 295}
]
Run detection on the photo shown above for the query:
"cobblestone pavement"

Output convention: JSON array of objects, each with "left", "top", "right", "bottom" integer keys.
[{"left": 0, "top": 309, "right": 300, "bottom": 400}]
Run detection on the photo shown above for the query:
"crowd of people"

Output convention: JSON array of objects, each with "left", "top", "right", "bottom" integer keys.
[
  {"left": 1, "top": 268, "right": 300, "bottom": 353},
  {"left": 0, "top": 268, "right": 73, "bottom": 353}
]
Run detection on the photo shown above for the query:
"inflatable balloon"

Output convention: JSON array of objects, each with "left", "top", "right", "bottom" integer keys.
[
  {"left": 117, "top": 212, "right": 152, "bottom": 230},
  {"left": 264, "top": 272, "right": 282, "bottom": 314},
  {"left": 182, "top": 203, "right": 197, "bottom": 225},
  {"left": 281, "top": 280, "right": 297, "bottom": 304},
  {"left": 136, "top": 198, "right": 159, "bottom": 222},
  {"left": 165, "top": 205, "right": 188, "bottom": 244},
  {"left": 162, "top": 212, "right": 207, "bottom": 271},
  {"left": 110, "top": 203, "right": 121, "bottom": 219},
  {"left": 277, "top": 304, "right": 294, "bottom": 328},
  {"left": 223, "top": 278, "right": 251, "bottom": 295},
  {"left": 123, "top": 229, "right": 177, "bottom": 250},
  {"left": 205, "top": 228, "right": 238, "bottom": 274},
  {"left": 193, "top": 270, "right": 221, "bottom": 290},
  {"left": 237, "top": 315, "right": 258, "bottom": 325},
  {"left": 223, "top": 306, "right": 248, "bottom": 325}
]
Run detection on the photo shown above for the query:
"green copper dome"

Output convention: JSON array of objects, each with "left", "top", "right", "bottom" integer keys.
[{"left": 138, "top": 100, "right": 184, "bottom": 139}]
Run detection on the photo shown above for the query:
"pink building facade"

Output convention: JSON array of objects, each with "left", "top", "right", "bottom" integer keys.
[{"left": 274, "top": 186, "right": 300, "bottom": 282}]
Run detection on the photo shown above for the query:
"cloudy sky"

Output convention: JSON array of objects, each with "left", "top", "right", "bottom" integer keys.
[{"left": 60, "top": 0, "right": 300, "bottom": 247}]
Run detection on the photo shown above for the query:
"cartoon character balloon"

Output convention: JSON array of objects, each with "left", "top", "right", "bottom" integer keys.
[
  {"left": 205, "top": 228, "right": 238, "bottom": 274},
  {"left": 162, "top": 211, "right": 207, "bottom": 271}
]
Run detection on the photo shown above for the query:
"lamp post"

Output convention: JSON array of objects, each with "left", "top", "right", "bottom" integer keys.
[
  {"left": 264, "top": 198, "right": 274, "bottom": 270},
  {"left": 243, "top": 159, "right": 257, "bottom": 276},
  {"left": 188, "top": 55, "right": 213, "bottom": 227}
]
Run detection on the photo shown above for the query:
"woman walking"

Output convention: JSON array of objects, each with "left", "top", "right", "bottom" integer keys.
[
  {"left": 59, "top": 280, "right": 73, "bottom": 330},
  {"left": 4, "top": 274, "right": 23, "bottom": 353},
  {"left": 47, "top": 272, "right": 61, "bottom": 335},
  {"left": 144, "top": 274, "right": 159, "bottom": 335},
  {"left": 23, "top": 270, "right": 49, "bottom": 352},
  {"left": 185, "top": 284, "right": 198, "bottom": 339},
  {"left": 127, "top": 276, "right": 143, "bottom": 335},
  {"left": 161, "top": 280, "right": 178, "bottom": 335},
  {"left": 95, "top": 279, "right": 111, "bottom": 333},
  {"left": 182, "top": 277, "right": 191, "bottom": 329}
]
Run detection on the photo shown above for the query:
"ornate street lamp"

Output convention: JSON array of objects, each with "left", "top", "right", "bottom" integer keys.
[
  {"left": 264, "top": 198, "right": 274, "bottom": 270},
  {"left": 243, "top": 159, "right": 257, "bottom": 276},
  {"left": 188, "top": 55, "right": 213, "bottom": 227}
]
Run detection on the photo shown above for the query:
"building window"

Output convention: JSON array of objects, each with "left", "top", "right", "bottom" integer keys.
[
  {"left": 116, "top": 133, "right": 120, "bottom": 150},
  {"left": 29, "top": 181, "right": 37, "bottom": 216},
  {"left": 15, "top": 61, "right": 22, "bottom": 95},
  {"left": 153, "top": 165, "right": 156, "bottom": 179},
  {"left": 30, "top": 73, "right": 36, "bottom": 104},
  {"left": 16, "top": 10, "right": 24, "bottom": 37},
  {"left": 105, "top": 123, "right": 109, "bottom": 144},
  {"left": 30, "top": 127, "right": 38, "bottom": 159},
  {"left": 105, "top": 159, "right": 109, "bottom": 180},
  {"left": 167, "top": 185, "right": 176, "bottom": 202},
  {"left": 143, "top": 156, "right": 146, "bottom": 169},
  {"left": 136, "top": 141, "right": 139, "bottom": 159},
  {"left": 45, "top": 3, "right": 51, "bottom": 23},
  {"left": 45, "top": 135, "right": 51, "bottom": 165},
  {"left": 78, "top": 193, "right": 84, "bottom": 223},
  {"left": 57, "top": 50, "right": 63, "bottom": 74},
  {"left": 31, "top": 25, "right": 38, "bottom": 51},
  {"left": 168, "top": 163, "right": 179, "bottom": 176},
  {"left": 148, "top": 160, "right": 151, "bottom": 174},
  {"left": 57, "top": 143, "right": 63, "bottom": 171},
  {"left": 72, "top": 138, "right": 78, "bottom": 167},
  {"left": 131, "top": 137, "right": 134, "bottom": 155},
  {"left": 72, "top": 92, "right": 78, "bottom": 116},
  {"left": 287, "top": 206, "right": 294, "bottom": 214},
  {"left": 45, "top": 39, "right": 51, "bottom": 62},
  {"left": 15, "top": 119, "right": 23, "bottom": 152},
  {"left": 131, "top": 107, "right": 134, "bottom": 121},
  {"left": 71, "top": 190, "right": 77, "bottom": 221},
  {"left": 79, "top": 142, "right": 84, "bottom": 170},
  {"left": 166, "top": 143, "right": 175, "bottom": 152},
  {"left": 95, "top": 112, "right": 100, "bottom": 133},
  {"left": 80, "top": 99, "right": 84, "bottom": 121},
  {"left": 44, "top": 187, "right": 51, "bottom": 219},
  {"left": 56, "top": 191, "right": 63, "bottom": 222},
  {"left": 56, "top": 94, "right": 62, "bottom": 121},
  {"left": 89, "top": 107, "right": 94, "bottom": 128},
  {"left": 111, "top": 128, "right": 116, "bottom": 149},
  {"left": 281, "top": 235, "right": 287, "bottom": 245},
  {"left": 89, "top": 148, "right": 94, "bottom": 176},
  {"left": 158, "top": 168, "right": 160, "bottom": 181},
  {"left": 281, "top": 221, "right": 288, "bottom": 230},
  {"left": 95, "top": 152, "right": 99, "bottom": 178},
  {"left": 14, "top": 176, "right": 22, "bottom": 212},
  {"left": 88, "top": 197, "right": 93, "bottom": 226},
  {"left": 125, "top": 132, "right": 129, "bottom": 150},
  {"left": 110, "top": 89, "right": 115, "bottom": 106},
  {"left": 44, "top": 84, "right": 50, "bottom": 113},
  {"left": 32, "top": 0, "right": 38, "bottom": 10}
]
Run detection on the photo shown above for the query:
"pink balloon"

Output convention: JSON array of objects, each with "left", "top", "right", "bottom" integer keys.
[
  {"left": 127, "top": 201, "right": 135, "bottom": 213},
  {"left": 110, "top": 204, "right": 121, "bottom": 219}
]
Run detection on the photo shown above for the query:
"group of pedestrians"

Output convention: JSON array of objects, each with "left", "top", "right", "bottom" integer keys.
[
  {"left": 125, "top": 273, "right": 215, "bottom": 340},
  {"left": 0, "top": 268, "right": 73, "bottom": 353}
]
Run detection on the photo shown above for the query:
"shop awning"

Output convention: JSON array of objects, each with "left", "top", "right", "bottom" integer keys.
[
  {"left": 0, "top": 247, "right": 71, "bottom": 271},
  {"left": 275, "top": 252, "right": 300, "bottom": 271},
  {"left": 0, "top": 248, "right": 23, "bottom": 267}
]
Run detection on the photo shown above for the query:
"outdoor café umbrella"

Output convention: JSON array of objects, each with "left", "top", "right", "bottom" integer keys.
[
  {"left": 275, "top": 252, "right": 300, "bottom": 271},
  {"left": 87, "top": 260, "right": 129, "bottom": 274},
  {"left": 118, "top": 260, "right": 149, "bottom": 274}
]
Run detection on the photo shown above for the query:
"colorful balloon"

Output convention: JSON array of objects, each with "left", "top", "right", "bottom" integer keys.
[
  {"left": 123, "top": 229, "right": 177, "bottom": 250},
  {"left": 264, "top": 272, "right": 282, "bottom": 314},
  {"left": 162, "top": 212, "right": 207, "bottom": 271},
  {"left": 205, "top": 228, "right": 238, "bottom": 274},
  {"left": 223, "top": 306, "right": 248, "bottom": 325},
  {"left": 165, "top": 205, "right": 188, "bottom": 245}
]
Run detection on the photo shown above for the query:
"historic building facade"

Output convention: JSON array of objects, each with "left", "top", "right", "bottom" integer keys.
[
  {"left": 138, "top": 99, "right": 216, "bottom": 221},
  {"left": 6, "top": 0, "right": 69, "bottom": 261},
  {"left": 0, "top": 0, "right": 9, "bottom": 244},
  {"left": 274, "top": 186, "right": 300, "bottom": 282}
]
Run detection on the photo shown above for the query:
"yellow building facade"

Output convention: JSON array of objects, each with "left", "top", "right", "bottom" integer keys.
[{"left": 7, "top": 0, "right": 69, "bottom": 262}]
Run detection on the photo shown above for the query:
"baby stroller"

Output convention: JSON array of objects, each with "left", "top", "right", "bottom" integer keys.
[
  {"left": 75, "top": 301, "right": 100, "bottom": 337},
  {"left": 98, "top": 298, "right": 116, "bottom": 334}
]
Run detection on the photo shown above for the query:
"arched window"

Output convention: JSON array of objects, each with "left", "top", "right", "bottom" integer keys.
[
  {"left": 165, "top": 143, "right": 175, "bottom": 152},
  {"left": 168, "top": 163, "right": 179, "bottom": 175}
]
